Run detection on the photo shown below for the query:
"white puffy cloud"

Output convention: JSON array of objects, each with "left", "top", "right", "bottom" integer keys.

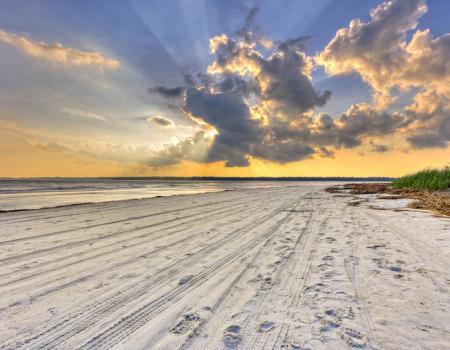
[
  {"left": 317, "top": 0, "right": 427, "bottom": 106},
  {"left": 317, "top": 0, "right": 450, "bottom": 148}
]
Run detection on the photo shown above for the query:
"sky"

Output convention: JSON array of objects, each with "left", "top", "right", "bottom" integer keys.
[{"left": 0, "top": 0, "right": 449, "bottom": 177}]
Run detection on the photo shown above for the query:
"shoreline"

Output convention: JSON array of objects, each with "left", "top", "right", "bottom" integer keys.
[
  {"left": 0, "top": 191, "right": 227, "bottom": 213},
  {"left": 326, "top": 183, "right": 450, "bottom": 217},
  {"left": 0, "top": 180, "right": 353, "bottom": 212}
]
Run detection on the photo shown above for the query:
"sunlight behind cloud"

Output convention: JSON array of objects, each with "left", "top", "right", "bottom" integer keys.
[{"left": 0, "top": 0, "right": 448, "bottom": 177}]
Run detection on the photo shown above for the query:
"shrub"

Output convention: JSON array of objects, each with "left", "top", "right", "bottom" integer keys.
[{"left": 392, "top": 167, "right": 450, "bottom": 191}]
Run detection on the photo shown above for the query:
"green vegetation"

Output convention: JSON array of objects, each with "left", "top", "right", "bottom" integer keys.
[{"left": 392, "top": 167, "right": 450, "bottom": 191}]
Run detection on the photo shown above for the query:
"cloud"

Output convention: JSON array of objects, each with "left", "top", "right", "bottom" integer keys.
[
  {"left": 63, "top": 108, "right": 107, "bottom": 122},
  {"left": 251, "top": 140, "right": 315, "bottom": 164},
  {"left": 258, "top": 39, "right": 331, "bottom": 114},
  {"left": 147, "top": 97, "right": 404, "bottom": 167},
  {"left": 316, "top": 0, "right": 427, "bottom": 106},
  {"left": 148, "top": 24, "right": 332, "bottom": 167},
  {"left": 317, "top": 0, "right": 450, "bottom": 149},
  {"left": 146, "top": 1, "right": 449, "bottom": 168},
  {"left": 0, "top": 29, "right": 120, "bottom": 69},
  {"left": 149, "top": 86, "right": 185, "bottom": 98},
  {"left": 237, "top": 6, "right": 259, "bottom": 38},
  {"left": 371, "top": 144, "right": 390, "bottom": 153},
  {"left": 207, "top": 32, "right": 330, "bottom": 115},
  {"left": 184, "top": 88, "right": 261, "bottom": 167},
  {"left": 309, "top": 104, "right": 405, "bottom": 149},
  {"left": 317, "top": 146, "right": 335, "bottom": 158},
  {"left": 146, "top": 131, "right": 212, "bottom": 168},
  {"left": 404, "top": 91, "right": 450, "bottom": 149},
  {"left": 147, "top": 115, "right": 175, "bottom": 127}
]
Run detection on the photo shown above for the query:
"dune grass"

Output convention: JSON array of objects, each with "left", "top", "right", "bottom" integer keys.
[{"left": 392, "top": 167, "right": 450, "bottom": 191}]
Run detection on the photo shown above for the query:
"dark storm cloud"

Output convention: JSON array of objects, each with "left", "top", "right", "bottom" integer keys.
[
  {"left": 147, "top": 115, "right": 174, "bottom": 127},
  {"left": 236, "top": 6, "right": 260, "bottom": 43},
  {"left": 407, "top": 133, "right": 448, "bottom": 148},
  {"left": 216, "top": 75, "right": 258, "bottom": 97},
  {"left": 165, "top": 103, "right": 182, "bottom": 110},
  {"left": 240, "top": 6, "right": 258, "bottom": 33},
  {"left": 184, "top": 89, "right": 256, "bottom": 134},
  {"left": 258, "top": 47, "right": 331, "bottom": 114},
  {"left": 336, "top": 106, "right": 403, "bottom": 137},
  {"left": 317, "top": 147, "right": 335, "bottom": 158},
  {"left": 251, "top": 140, "right": 315, "bottom": 163},
  {"left": 371, "top": 144, "right": 390, "bottom": 153},
  {"left": 277, "top": 35, "right": 311, "bottom": 52},
  {"left": 184, "top": 88, "right": 261, "bottom": 167},
  {"left": 183, "top": 72, "right": 213, "bottom": 89},
  {"left": 149, "top": 86, "right": 185, "bottom": 98},
  {"left": 310, "top": 106, "right": 405, "bottom": 149}
]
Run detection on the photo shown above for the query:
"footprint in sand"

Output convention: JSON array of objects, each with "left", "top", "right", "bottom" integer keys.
[
  {"left": 304, "top": 282, "right": 327, "bottom": 294},
  {"left": 321, "top": 270, "right": 338, "bottom": 280},
  {"left": 389, "top": 266, "right": 402, "bottom": 272},
  {"left": 325, "top": 309, "right": 337, "bottom": 316},
  {"left": 171, "top": 313, "right": 201, "bottom": 334},
  {"left": 339, "top": 328, "right": 368, "bottom": 348},
  {"left": 318, "top": 311, "right": 341, "bottom": 332},
  {"left": 178, "top": 275, "right": 193, "bottom": 285},
  {"left": 372, "top": 258, "right": 386, "bottom": 269},
  {"left": 291, "top": 340, "right": 310, "bottom": 349},
  {"left": 226, "top": 325, "right": 241, "bottom": 333},
  {"left": 318, "top": 262, "right": 333, "bottom": 270},
  {"left": 367, "top": 244, "right": 386, "bottom": 250},
  {"left": 257, "top": 276, "right": 273, "bottom": 291},
  {"left": 259, "top": 321, "right": 275, "bottom": 332},
  {"left": 314, "top": 309, "right": 342, "bottom": 332},
  {"left": 223, "top": 325, "right": 242, "bottom": 348}
]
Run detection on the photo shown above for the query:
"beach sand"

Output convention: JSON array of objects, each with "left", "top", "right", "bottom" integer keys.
[{"left": 0, "top": 184, "right": 449, "bottom": 349}]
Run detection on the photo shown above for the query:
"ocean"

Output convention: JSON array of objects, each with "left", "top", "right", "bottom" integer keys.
[
  {"left": 0, "top": 178, "right": 292, "bottom": 211},
  {"left": 0, "top": 177, "right": 389, "bottom": 211}
]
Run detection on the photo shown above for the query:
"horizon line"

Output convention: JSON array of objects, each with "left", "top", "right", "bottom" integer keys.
[{"left": 0, "top": 176, "right": 395, "bottom": 181}]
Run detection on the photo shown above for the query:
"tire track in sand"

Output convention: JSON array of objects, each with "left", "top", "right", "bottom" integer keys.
[
  {"left": 239, "top": 192, "right": 321, "bottom": 350},
  {"left": 2, "top": 193, "right": 303, "bottom": 350},
  {"left": 0, "top": 195, "right": 265, "bottom": 289}
]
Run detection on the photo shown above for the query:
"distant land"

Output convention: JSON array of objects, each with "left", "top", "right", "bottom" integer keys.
[{"left": 0, "top": 177, "right": 394, "bottom": 181}]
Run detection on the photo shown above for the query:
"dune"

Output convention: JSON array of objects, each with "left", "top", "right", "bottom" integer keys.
[{"left": 0, "top": 184, "right": 449, "bottom": 349}]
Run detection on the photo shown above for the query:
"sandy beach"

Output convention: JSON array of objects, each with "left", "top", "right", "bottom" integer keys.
[{"left": 0, "top": 184, "right": 449, "bottom": 349}]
